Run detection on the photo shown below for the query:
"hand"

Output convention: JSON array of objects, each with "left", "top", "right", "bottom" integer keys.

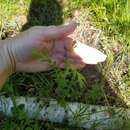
[{"left": 1, "top": 23, "right": 85, "bottom": 74}]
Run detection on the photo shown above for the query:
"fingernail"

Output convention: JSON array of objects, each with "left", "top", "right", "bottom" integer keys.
[
  {"left": 72, "top": 54, "right": 82, "bottom": 60},
  {"left": 65, "top": 21, "right": 80, "bottom": 26}
]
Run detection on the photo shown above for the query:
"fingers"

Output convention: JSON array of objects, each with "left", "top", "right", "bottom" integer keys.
[
  {"left": 66, "top": 53, "right": 85, "bottom": 69},
  {"left": 52, "top": 37, "right": 85, "bottom": 69},
  {"left": 62, "top": 38, "right": 84, "bottom": 62},
  {"left": 59, "top": 60, "right": 85, "bottom": 69},
  {"left": 42, "top": 22, "right": 77, "bottom": 40},
  {"left": 16, "top": 61, "right": 50, "bottom": 72}
]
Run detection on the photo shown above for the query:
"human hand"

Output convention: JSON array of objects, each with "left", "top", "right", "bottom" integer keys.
[
  {"left": 0, "top": 22, "right": 107, "bottom": 87},
  {"left": 1, "top": 23, "right": 85, "bottom": 74}
]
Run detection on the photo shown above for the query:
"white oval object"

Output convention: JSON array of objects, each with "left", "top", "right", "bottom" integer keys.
[{"left": 73, "top": 41, "right": 107, "bottom": 64}]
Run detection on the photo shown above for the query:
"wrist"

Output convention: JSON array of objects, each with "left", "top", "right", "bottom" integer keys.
[{"left": 0, "top": 40, "right": 16, "bottom": 87}]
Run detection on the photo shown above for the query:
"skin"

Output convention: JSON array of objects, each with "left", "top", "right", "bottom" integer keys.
[{"left": 0, "top": 23, "right": 85, "bottom": 88}]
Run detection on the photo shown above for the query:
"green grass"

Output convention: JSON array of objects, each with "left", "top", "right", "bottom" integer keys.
[
  {"left": 64, "top": 0, "right": 130, "bottom": 42},
  {"left": 0, "top": 0, "right": 130, "bottom": 129},
  {"left": 0, "top": 0, "right": 29, "bottom": 19}
]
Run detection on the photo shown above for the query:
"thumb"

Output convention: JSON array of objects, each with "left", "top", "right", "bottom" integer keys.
[{"left": 42, "top": 22, "right": 77, "bottom": 40}]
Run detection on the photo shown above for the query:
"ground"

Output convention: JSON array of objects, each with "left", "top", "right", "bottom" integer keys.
[{"left": 0, "top": 0, "right": 130, "bottom": 130}]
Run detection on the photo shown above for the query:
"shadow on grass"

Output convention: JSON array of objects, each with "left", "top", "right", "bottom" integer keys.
[{"left": 22, "top": 0, "right": 63, "bottom": 30}]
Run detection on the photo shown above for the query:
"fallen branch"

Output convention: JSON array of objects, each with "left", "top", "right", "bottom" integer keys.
[{"left": 0, "top": 96, "right": 129, "bottom": 130}]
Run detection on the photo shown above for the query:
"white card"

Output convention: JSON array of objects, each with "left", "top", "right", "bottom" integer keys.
[{"left": 73, "top": 41, "right": 107, "bottom": 64}]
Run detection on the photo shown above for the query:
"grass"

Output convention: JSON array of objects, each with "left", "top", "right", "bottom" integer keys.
[
  {"left": 0, "top": 0, "right": 130, "bottom": 129},
  {"left": 64, "top": 0, "right": 130, "bottom": 41},
  {"left": 64, "top": 0, "right": 130, "bottom": 104}
]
